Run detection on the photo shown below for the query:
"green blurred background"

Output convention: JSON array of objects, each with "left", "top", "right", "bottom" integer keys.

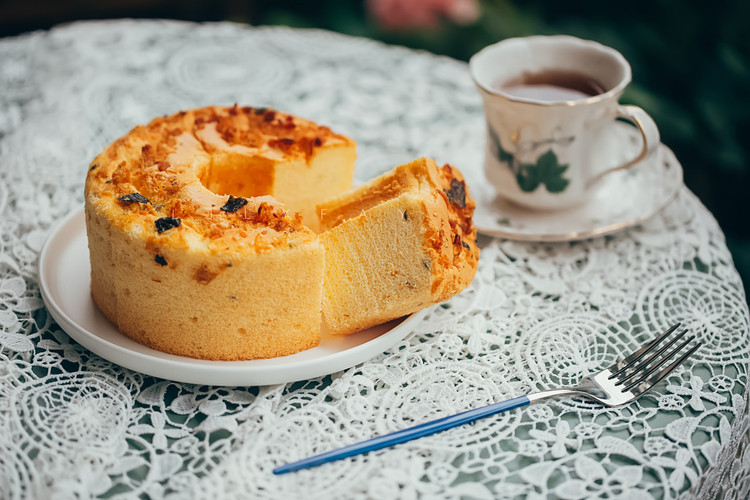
[{"left": 2, "top": 0, "right": 748, "bottom": 295}]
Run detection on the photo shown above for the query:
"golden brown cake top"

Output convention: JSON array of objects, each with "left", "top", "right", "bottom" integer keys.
[
  {"left": 189, "top": 104, "right": 353, "bottom": 160},
  {"left": 85, "top": 105, "right": 354, "bottom": 254}
]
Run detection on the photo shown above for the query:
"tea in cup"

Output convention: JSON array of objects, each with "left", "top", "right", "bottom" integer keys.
[{"left": 469, "top": 35, "right": 660, "bottom": 210}]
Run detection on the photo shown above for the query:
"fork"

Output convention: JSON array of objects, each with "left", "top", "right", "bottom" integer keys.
[{"left": 273, "top": 323, "right": 700, "bottom": 475}]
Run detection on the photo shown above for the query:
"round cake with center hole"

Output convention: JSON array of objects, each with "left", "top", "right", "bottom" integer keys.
[{"left": 84, "top": 105, "right": 357, "bottom": 360}]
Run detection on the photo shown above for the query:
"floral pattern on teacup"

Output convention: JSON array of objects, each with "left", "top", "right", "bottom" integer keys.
[{"left": 488, "top": 122, "right": 572, "bottom": 194}]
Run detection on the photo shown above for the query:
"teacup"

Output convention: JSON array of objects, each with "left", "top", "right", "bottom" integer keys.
[{"left": 469, "top": 35, "right": 660, "bottom": 211}]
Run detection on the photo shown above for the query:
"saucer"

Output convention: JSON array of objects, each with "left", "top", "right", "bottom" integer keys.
[
  {"left": 468, "top": 124, "right": 683, "bottom": 242},
  {"left": 38, "top": 207, "right": 426, "bottom": 386}
]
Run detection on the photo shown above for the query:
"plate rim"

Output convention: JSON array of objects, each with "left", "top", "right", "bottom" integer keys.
[{"left": 38, "top": 206, "right": 426, "bottom": 386}]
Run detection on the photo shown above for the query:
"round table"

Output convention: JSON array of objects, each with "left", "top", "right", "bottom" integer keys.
[{"left": 1, "top": 20, "right": 749, "bottom": 499}]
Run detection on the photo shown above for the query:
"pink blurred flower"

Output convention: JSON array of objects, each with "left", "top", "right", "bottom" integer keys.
[{"left": 367, "top": 0, "right": 480, "bottom": 31}]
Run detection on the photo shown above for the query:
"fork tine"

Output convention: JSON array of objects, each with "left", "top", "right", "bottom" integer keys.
[
  {"left": 613, "top": 329, "right": 689, "bottom": 385},
  {"left": 608, "top": 323, "right": 681, "bottom": 377},
  {"left": 618, "top": 336, "right": 695, "bottom": 390},
  {"left": 621, "top": 334, "right": 693, "bottom": 388},
  {"left": 627, "top": 341, "right": 702, "bottom": 394}
]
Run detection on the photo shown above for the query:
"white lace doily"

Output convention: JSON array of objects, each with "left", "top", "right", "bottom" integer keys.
[{"left": 1, "top": 20, "right": 749, "bottom": 499}]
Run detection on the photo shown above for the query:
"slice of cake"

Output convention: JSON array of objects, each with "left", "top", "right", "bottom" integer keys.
[{"left": 317, "top": 158, "right": 479, "bottom": 336}]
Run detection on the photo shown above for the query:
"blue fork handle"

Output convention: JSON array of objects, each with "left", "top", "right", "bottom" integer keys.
[{"left": 273, "top": 395, "right": 530, "bottom": 475}]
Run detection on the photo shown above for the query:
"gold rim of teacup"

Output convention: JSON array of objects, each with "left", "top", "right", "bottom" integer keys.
[{"left": 469, "top": 35, "right": 631, "bottom": 108}]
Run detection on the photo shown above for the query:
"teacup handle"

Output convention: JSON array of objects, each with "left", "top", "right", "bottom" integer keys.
[{"left": 586, "top": 105, "right": 660, "bottom": 188}]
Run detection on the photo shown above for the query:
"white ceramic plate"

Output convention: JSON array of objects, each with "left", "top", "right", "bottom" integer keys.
[
  {"left": 469, "top": 123, "right": 684, "bottom": 242},
  {"left": 38, "top": 207, "right": 425, "bottom": 386}
]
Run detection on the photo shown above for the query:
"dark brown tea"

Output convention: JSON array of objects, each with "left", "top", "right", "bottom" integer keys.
[{"left": 496, "top": 69, "right": 606, "bottom": 101}]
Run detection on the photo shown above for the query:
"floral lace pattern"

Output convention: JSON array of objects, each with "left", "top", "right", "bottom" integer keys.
[{"left": 1, "top": 20, "right": 749, "bottom": 499}]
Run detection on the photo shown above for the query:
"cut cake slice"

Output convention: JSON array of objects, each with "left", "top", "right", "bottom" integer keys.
[{"left": 317, "top": 157, "right": 479, "bottom": 336}]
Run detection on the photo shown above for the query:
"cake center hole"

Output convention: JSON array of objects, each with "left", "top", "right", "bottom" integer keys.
[{"left": 198, "top": 155, "right": 274, "bottom": 199}]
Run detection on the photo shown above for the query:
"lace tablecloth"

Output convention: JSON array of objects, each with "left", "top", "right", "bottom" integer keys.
[{"left": 1, "top": 20, "right": 749, "bottom": 499}]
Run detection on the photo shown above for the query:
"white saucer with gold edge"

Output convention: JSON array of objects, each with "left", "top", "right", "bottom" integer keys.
[{"left": 468, "top": 122, "right": 683, "bottom": 242}]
